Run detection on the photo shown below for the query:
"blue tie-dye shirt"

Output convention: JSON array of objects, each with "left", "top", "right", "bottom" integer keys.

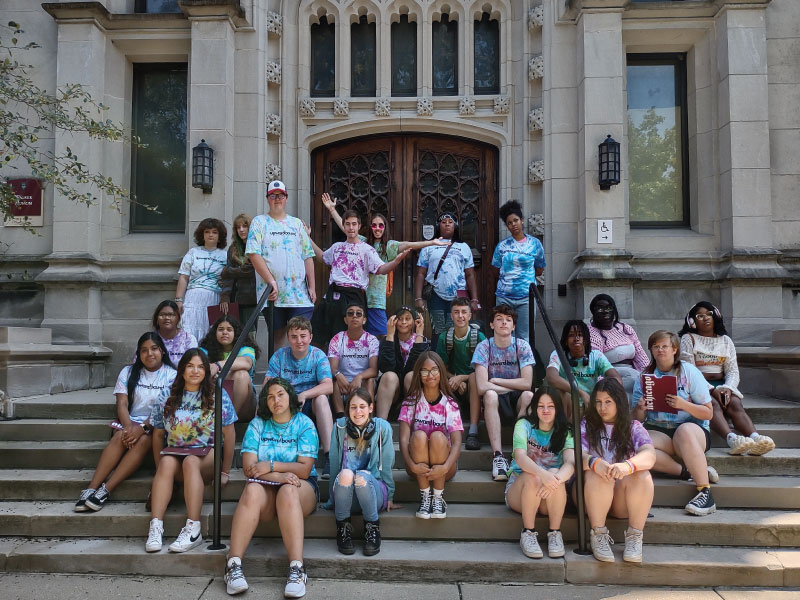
[
  {"left": 241, "top": 412, "right": 319, "bottom": 478},
  {"left": 492, "top": 235, "right": 546, "bottom": 300}
]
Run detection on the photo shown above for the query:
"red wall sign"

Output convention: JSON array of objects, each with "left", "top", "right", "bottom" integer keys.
[{"left": 5, "top": 178, "right": 44, "bottom": 226}]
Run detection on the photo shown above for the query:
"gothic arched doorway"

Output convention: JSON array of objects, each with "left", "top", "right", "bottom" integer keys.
[{"left": 311, "top": 134, "right": 499, "bottom": 318}]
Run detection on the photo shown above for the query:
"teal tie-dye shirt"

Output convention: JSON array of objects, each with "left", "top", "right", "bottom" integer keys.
[{"left": 241, "top": 413, "right": 320, "bottom": 478}]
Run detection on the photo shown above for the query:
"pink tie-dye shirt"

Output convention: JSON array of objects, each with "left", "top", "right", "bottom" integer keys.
[
  {"left": 398, "top": 394, "right": 464, "bottom": 439},
  {"left": 323, "top": 240, "right": 384, "bottom": 289}
]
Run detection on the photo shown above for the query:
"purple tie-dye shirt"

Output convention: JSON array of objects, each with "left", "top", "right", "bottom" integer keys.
[{"left": 323, "top": 241, "right": 384, "bottom": 289}]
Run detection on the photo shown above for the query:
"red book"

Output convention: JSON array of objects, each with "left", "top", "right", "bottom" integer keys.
[{"left": 640, "top": 374, "right": 679, "bottom": 414}]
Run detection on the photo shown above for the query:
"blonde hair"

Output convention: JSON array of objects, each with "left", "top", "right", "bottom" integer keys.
[{"left": 644, "top": 330, "right": 682, "bottom": 374}]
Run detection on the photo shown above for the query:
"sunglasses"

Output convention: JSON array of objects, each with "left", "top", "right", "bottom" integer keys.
[
  {"left": 371, "top": 223, "right": 385, "bottom": 230},
  {"left": 346, "top": 310, "right": 364, "bottom": 317}
]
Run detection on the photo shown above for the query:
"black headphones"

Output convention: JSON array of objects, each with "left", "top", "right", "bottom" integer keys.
[
  {"left": 568, "top": 355, "right": 590, "bottom": 367},
  {"left": 346, "top": 418, "right": 376, "bottom": 442}
]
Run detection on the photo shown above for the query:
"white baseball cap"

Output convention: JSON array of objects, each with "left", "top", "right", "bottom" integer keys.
[{"left": 267, "top": 180, "right": 287, "bottom": 195}]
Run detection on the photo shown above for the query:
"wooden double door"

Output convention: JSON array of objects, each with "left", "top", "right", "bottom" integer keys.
[{"left": 311, "top": 134, "right": 498, "bottom": 317}]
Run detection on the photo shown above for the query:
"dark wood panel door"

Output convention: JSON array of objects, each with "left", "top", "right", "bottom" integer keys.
[{"left": 312, "top": 134, "right": 498, "bottom": 317}]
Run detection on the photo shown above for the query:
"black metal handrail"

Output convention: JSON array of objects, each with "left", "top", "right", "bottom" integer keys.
[
  {"left": 208, "top": 284, "right": 274, "bottom": 550},
  {"left": 528, "top": 283, "right": 589, "bottom": 554}
]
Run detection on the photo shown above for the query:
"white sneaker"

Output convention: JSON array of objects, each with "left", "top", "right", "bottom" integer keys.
[
  {"left": 590, "top": 526, "right": 615, "bottom": 562},
  {"left": 491, "top": 454, "right": 509, "bottom": 481},
  {"left": 520, "top": 530, "right": 543, "bottom": 559},
  {"left": 145, "top": 518, "right": 164, "bottom": 552},
  {"left": 225, "top": 557, "right": 249, "bottom": 595},
  {"left": 547, "top": 530, "right": 565, "bottom": 558},
  {"left": 284, "top": 562, "right": 307, "bottom": 598},
  {"left": 168, "top": 519, "right": 203, "bottom": 553},
  {"left": 728, "top": 434, "right": 755, "bottom": 455},
  {"left": 748, "top": 434, "right": 775, "bottom": 456},
  {"left": 707, "top": 465, "right": 720, "bottom": 484},
  {"left": 623, "top": 527, "right": 644, "bottom": 563}
]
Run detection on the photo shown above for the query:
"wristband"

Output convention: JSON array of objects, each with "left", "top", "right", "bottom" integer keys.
[
  {"left": 588, "top": 456, "right": 598, "bottom": 470},
  {"left": 175, "top": 297, "right": 184, "bottom": 302},
  {"left": 221, "top": 471, "right": 229, "bottom": 477},
  {"left": 591, "top": 458, "right": 601, "bottom": 473},
  {"left": 625, "top": 460, "right": 636, "bottom": 474},
  {"left": 270, "top": 459, "right": 274, "bottom": 473}
]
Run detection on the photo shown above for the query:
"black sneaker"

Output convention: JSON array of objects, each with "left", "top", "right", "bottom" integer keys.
[
  {"left": 85, "top": 483, "right": 110, "bottom": 512},
  {"left": 415, "top": 492, "right": 432, "bottom": 519},
  {"left": 465, "top": 432, "right": 480, "bottom": 451},
  {"left": 320, "top": 454, "right": 331, "bottom": 480},
  {"left": 685, "top": 487, "right": 716, "bottom": 516},
  {"left": 363, "top": 520, "right": 381, "bottom": 556},
  {"left": 74, "top": 488, "right": 95, "bottom": 513},
  {"left": 336, "top": 519, "right": 355, "bottom": 555}
]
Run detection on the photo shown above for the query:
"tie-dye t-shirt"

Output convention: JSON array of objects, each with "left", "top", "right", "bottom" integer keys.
[
  {"left": 632, "top": 361, "right": 711, "bottom": 431},
  {"left": 113, "top": 364, "right": 177, "bottom": 423},
  {"left": 245, "top": 214, "right": 315, "bottom": 307},
  {"left": 200, "top": 346, "right": 257, "bottom": 380},
  {"left": 150, "top": 389, "right": 237, "bottom": 448},
  {"left": 398, "top": 394, "right": 463, "bottom": 439},
  {"left": 508, "top": 420, "right": 575, "bottom": 476},
  {"left": 471, "top": 337, "right": 535, "bottom": 380},
  {"left": 343, "top": 437, "right": 371, "bottom": 472},
  {"left": 323, "top": 240, "right": 384, "bottom": 289},
  {"left": 547, "top": 349, "right": 615, "bottom": 396},
  {"left": 178, "top": 246, "right": 227, "bottom": 292},
  {"left": 492, "top": 235, "right": 546, "bottom": 300},
  {"left": 417, "top": 242, "right": 474, "bottom": 301},
  {"left": 580, "top": 419, "right": 653, "bottom": 464},
  {"left": 328, "top": 330, "right": 379, "bottom": 380},
  {"left": 159, "top": 330, "right": 198, "bottom": 365},
  {"left": 358, "top": 235, "right": 400, "bottom": 310},
  {"left": 241, "top": 412, "right": 319, "bottom": 478},
  {"left": 267, "top": 347, "right": 332, "bottom": 395}
]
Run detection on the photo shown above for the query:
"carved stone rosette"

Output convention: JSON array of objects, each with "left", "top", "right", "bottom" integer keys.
[
  {"left": 529, "top": 107, "right": 544, "bottom": 132},
  {"left": 493, "top": 96, "right": 510, "bottom": 115},
  {"left": 266, "top": 11, "right": 283, "bottom": 36},
  {"left": 528, "top": 160, "right": 545, "bottom": 184},
  {"left": 529, "top": 55, "right": 544, "bottom": 81},
  {"left": 333, "top": 98, "right": 350, "bottom": 117},
  {"left": 266, "top": 60, "right": 281, "bottom": 85},
  {"left": 265, "top": 163, "right": 282, "bottom": 182},
  {"left": 459, "top": 97, "right": 476, "bottom": 116},
  {"left": 299, "top": 98, "right": 316, "bottom": 118},
  {"left": 528, "top": 5, "right": 544, "bottom": 30},
  {"left": 417, "top": 98, "right": 433, "bottom": 116},
  {"left": 529, "top": 213, "right": 545, "bottom": 236},
  {"left": 266, "top": 113, "right": 281, "bottom": 137},
  {"left": 375, "top": 98, "right": 391, "bottom": 117}
]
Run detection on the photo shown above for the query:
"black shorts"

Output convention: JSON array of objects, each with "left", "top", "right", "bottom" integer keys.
[
  {"left": 306, "top": 475, "right": 320, "bottom": 503},
  {"left": 645, "top": 423, "right": 711, "bottom": 453}
]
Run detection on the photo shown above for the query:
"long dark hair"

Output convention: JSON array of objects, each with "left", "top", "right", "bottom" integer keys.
[
  {"left": 560, "top": 320, "right": 592, "bottom": 356},
  {"left": 523, "top": 386, "right": 569, "bottom": 455},
  {"left": 199, "top": 315, "right": 260, "bottom": 362},
  {"left": 346, "top": 387, "right": 375, "bottom": 454},
  {"left": 258, "top": 377, "right": 301, "bottom": 421},
  {"left": 589, "top": 293, "right": 620, "bottom": 328},
  {"left": 584, "top": 378, "right": 635, "bottom": 464},
  {"left": 230, "top": 213, "right": 253, "bottom": 265},
  {"left": 366, "top": 213, "right": 390, "bottom": 259},
  {"left": 127, "top": 332, "right": 174, "bottom": 409},
  {"left": 643, "top": 330, "right": 682, "bottom": 375},
  {"left": 404, "top": 351, "right": 453, "bottom": 405},
  {"left": 164, "top": 349, "right": 214, "bottom": 421},
  {"left": 678, "top": 301, "right": 728, "bottom": 337},
  {"left": 151, "top": 300, "right": 182, "bottom": 332}
]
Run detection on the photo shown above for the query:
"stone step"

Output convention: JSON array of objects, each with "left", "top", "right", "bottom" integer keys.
[
  {"left": 0, "top": 469, "right": 797, "bottom": 510},
  {"left": 1, "top": 500, "right": 798, "bottom": 548},
  {"left": 0, "top": 537, "right": 797, "bottom": 587}
]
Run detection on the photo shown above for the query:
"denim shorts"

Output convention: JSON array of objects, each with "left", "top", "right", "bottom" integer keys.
[{"left": 504, "top": 472, "right": 518, "bottom": 507}]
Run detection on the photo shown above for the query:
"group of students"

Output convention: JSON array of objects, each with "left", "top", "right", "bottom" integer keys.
[{"left": 71, "top": 179, "right": 776, "bottom": 597}]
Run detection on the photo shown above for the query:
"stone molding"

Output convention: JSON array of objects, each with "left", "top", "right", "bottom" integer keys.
[
  {"left": 299, "top": 98, "right": 316, "bottom": 118},
  {"left": 266, "top": 60, "right": 281, "bottom": 85},
  {"left": 528, "top": 160, "right": 544, "bottom": 184},
  {"left": 266, "top": 113, "right": 281, "bottom": 137},
  {"left": 528, "top": 107, "right": 544, "bottom": 132},
  {"left": 334, "top": 98, "right": 350, "bottom": 117},
  {"left": 417, "top": 97, "right": 434, "bottom": 116},
  {"left": 493, "top": 96, "right": 510, "bottom": 115},
  {"left": 529, "top": 55, "right": 544, "bottom": 81},
  {"left": 266, "top": 11, "right": 283, "bottom": 36},
  {"left": 375, "top": 98, "right": 391, "bottom": 117},
  {"left": 459, "top": 97, "right": 476, "bottom": 116}
]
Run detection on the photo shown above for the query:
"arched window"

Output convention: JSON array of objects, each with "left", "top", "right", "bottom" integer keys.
[
  {"left": 474, "top": 12, "right": 499, "bottom": 94},
  {"left": 432, "top": 13, "right": 458, "bottom": 96},
  {"left": 311, "top": 16, "right": 335, "bottom": 97},
  {"left": 391, "top": 15, "right": 417, "bottom": 97},
  {"left": 351, "top": 15, "right": 376, "bottom": 97}
]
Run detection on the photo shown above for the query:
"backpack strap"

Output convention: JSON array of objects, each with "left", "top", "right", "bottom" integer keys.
[{"left": 445, "top": 327, "right": 456, "bottom": 372}]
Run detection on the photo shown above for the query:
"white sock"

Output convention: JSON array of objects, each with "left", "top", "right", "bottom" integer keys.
[
  {"left": 150, "top": 517, "right": 163, "bottom": 527},
  {"left": 227, "top": 556, "right": 241, "bottom": 568},
  {"left": 726, "top": 432, "right": 738, "bottom": 446},
  {"left": 290, "top": 560, "right": 303, "bottom": 569},
  {"left": 749, "top": 432, "right": 760, "bottom": 440},
  {"left": 433, "top": 488, "right": 444, "bottom": 497},
  {"left": 186, "top": 518, "right": 201, "bottom": 535},
  {"left": 420, "top": 487, "right": 430, "bottom": 497}
]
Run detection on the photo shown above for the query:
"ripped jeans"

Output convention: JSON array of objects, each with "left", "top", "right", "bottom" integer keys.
[{"left": 332, "top": 469, "right": 383, "bottom": 522}]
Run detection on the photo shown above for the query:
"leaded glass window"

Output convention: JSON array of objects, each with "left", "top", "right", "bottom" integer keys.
[
  {"left": 130, "top": 63, "right": 187, "bottom": 232},
  {"left": 351, "top": 15, "right": 376, "bottom": 97},
  {"left": 432, "top": 14, "right": 458, "bottom": 96},
  {"left": 474, "top": 13, "right": 499, "bottom": 95},
  {"left": 311, "top": 16, "right": 335, "bottom": 98},
  {"left": 392, "top": 15, "right": 417, "bottom": 97}
]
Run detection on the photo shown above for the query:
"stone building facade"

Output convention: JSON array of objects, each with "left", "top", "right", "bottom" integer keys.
[{"left": 1, "top": 0, "right": 798, "bottom": 387}]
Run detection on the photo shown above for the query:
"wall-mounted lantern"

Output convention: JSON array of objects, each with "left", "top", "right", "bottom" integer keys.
[
  {"left": 192, "top": 139, "right": 214, "bottom": 193},
  {"left": 598, "top": 134, "right": 620, "bottom": 191}
]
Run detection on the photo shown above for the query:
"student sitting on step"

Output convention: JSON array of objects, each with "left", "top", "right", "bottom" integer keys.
[
  {"left": 434, "top": 297, "right": 485, "bottom": 451},
  {"left": 145, "top": 349, "right": 237, "bottom": 554},
  {"left": 632, "top": 331, "right": 718, "bottom": 517},
  {"left": 74, "top": 332, "right": 177, "bottom": 513},
  {"left": 678, "top": 301, "right": 775, "bottom": 456},
  {"left": 505, "top": 386, "right": 574, "bottom": 560},
  {"left": 326, "top": 388, "right": 397, "bottom": 557},
  {"left": 398, "top": 351, "right": 463, "bottom": 520},
  {"left": 546, "top": 320, "right": 622, "bottom": 422},
  {"left": 472, "top": 304, "right": 536, "bottom": 482},
  {"left": 223, "top": 377, "right": 319, "bottom": 598},
  {"left": 582, "top": 379, "right": 655, "bottom": 564}
]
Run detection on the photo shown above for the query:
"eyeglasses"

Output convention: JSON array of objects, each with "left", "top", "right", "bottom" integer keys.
[
  {"left": 158, "top": 313, "right": 177, "bottom": 319},
  {"left": 371, "top": 223, "right": 385, "bottom": 230},
  {"left": 652, "top": 344, "right": 673, "bottom": 352},
  {"left": 346, "top": 311, "right": 364, "bottom": 317},
  {"left": 419, "top": 367, "right": 440, "bottom": 377},
  {"left": 594, "top": 307, "right": 614, "bottom": 314},
  {"left": 694, "top": 313, "right": 713, "bottom": 320}
]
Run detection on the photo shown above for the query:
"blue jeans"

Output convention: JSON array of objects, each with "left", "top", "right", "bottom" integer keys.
[
  {"left": 365, "top": 308, "right": 388, "bottom": 337},
  {"left": 332, "top": 469, "right": 383, "bottom": 522},
  {"left": 429, "top": 292, "right": 454, "bottom": 350},
  {"left": 496, "top": 296, "right": 532, "bottom": 343}
]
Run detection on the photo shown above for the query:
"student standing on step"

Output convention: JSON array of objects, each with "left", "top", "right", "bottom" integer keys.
[
  {"left": 75, "top": 332, "right": 177, "bottom": 513},
  {"left": 582, "top": 379, "right": 655, "bottom": 563},
  {"left": 321, "top": 193, "right": 449, "bottom": 337},
  {"left": 266, "top": 316, "right": 334, "bottom": 479},
  {"left": 398, "top": 352, "right": 463, "bottom": 520},
  {"left": 145, "top": 349, "right": 237, "bottom": 554},
  {"left": 151, "top": 300, "right": 198, "bottom": 366},
  {"left": 219, "top": 213, "right": 258, "bottom": 327},
  {"left": 505, "top": 386, "right": 574, "bottom": 559},
  {"left": 472, "top": 305, "right": 536, "bottom": 482},
  {"left": 492, "top": 200, "right": 546, "bottom": 342},
  {"left": 199, "top": 315, "right": 259, "bottom": 421},
  {"left": 326, "top": 388, "right": 397, "bottom": 557},
  {"left": 175, "top": 218, "right": 228, "bottom": 343},
  {"left": 678, "top": 301, "right": 775, "bottom": 456},
  {"left": 328, "top": 302, "right": 380, "bottom": 418},
  {"left": 546, "top": 320, "right": 622, "bottom": 422},
  {"left": 224, "top": 377, "right": 319, "bottom": 597},
  {"left": 246, "top": 180, "right": 317, "bottom": 348},
  {"left": 435, "top": 297, "right": 485, "bottom": 450},
  {"left": 632, "top": 331, "right": 718, "bottom": 517}
]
